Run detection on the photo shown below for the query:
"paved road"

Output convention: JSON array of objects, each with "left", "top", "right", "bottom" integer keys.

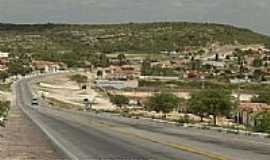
[
  {"left": 15, "top": 76, "right": 270, "bottom": 160},
  {"left": 0, "top": 88, "right": 65, "bottom": 160}
]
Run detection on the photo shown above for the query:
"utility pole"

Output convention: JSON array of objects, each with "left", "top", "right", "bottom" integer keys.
[
  {"left": 84, "top": 98, "right": 92, "bottom": 111},
  {"left": 201, "top": 75, "right": 205, "bottom": 89},
  {"left": 236, "top": 81, "right": 241, "bottom": 124}
]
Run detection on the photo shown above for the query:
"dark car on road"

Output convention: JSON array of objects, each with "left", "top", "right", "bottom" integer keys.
[{"left": 31, "top": 98, "right": 39, "bottom": 106}]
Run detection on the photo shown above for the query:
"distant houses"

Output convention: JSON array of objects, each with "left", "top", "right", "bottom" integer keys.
[
  {"left": 238, "top": 103, "right": 270, "bottom": 126},
  {"left": 95, "top": 65, "right": 140, "bottom": 90},
  {"left": 100, "top": 65, "right": 141, "bottom": 80},
  {"left": 32, "top": 60, "right": 67, "bottom": 73},
  {"left": 202, "top": 61, "right": 225, "bottom": 69}
]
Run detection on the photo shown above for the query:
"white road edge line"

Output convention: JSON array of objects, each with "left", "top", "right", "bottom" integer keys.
[{"left": 14, "top": 80, "right": 79, "bottom": 160}]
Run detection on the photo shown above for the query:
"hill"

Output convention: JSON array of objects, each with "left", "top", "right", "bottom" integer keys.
[{"left": 0, "top": 22, "right": 269, "bottom": 66}]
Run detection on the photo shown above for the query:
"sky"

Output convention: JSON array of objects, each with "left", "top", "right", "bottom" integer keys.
[{"left": 0, "top": 0, "right": 270, "bottom": 35}]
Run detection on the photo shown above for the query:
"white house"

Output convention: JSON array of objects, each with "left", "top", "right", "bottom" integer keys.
[{"left": 0, "top": 52, "right": 9, "bottom": 59}]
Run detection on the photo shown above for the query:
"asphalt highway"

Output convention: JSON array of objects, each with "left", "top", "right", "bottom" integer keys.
[{"left": 15, "top": 76, "right": 270, "bottom": 160}]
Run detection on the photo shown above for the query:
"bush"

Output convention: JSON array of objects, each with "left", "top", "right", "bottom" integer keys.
[
  {"left": 177, "top": 115, "right": 192, "bottom": 124},
  {"left": 253, "top": 112, "right": 270, "bottom": 133},
  {"left": 146, "top": 92, "right": 181, "bottom": 114},
  {"left": 70, "top": 74, "right": 88, "bottom": 84},
  {"left": 109, "top": 95, "right": 129, "bottom": 108},
  {"left": 0, "top": 101, "right": 10, "bottom": 127}
]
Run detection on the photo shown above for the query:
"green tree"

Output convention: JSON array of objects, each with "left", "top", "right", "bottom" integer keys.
[
  {"left": 109, "top": 95, "right": 129, "bottom": 108},
  {"left": 117, "top": 53, "right": 127, "bottom": 66},
  {"left": 8, "top": 53, "right": 32, "bottom": 76},
  {"left": 0, "top": 71, "right": 8, "bottom": 82},
  {"left": 93, "top": 54, "right": 110, "bottom": 67},
  {"left": 70, "top": 74, "right": 88, "bottom": 88},
  {"left": 253, "top": 69, "right": 264, "bottom": 81},
  {"left": 188, "top": 91, "right": 208, "bottom": 122},
  {"left": 146, "top": 93, "right": 180, "bottom": 115},
  {"left": 141, "top": 58, "right": 152, "bottom": 76},
  {"left": 188, "top": 89, "right": 233, "bottom": 125},
  {"left": 251, "top": 91, "right": 270, "bottom": 104},
  {"left": 252, "top": 58, "right": 263, "bottom": 68},
  {"left": 191, "top": 60, "right": 201, "bottom": 70},
  {"left": 253, "top": 112, "right": 270, "bottom": 133},
  {"left": 0, "top": 101, "right": 10, "bottom": 127}
]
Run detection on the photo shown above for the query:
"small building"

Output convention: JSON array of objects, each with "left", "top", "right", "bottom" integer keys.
[
  {"left": 0, "top": 52, "right": 9, "bottom": 59},
  {"left": 95, "top": 80, "right": 138, "bottom": 90},
  {"left": 102, "top": 65, "right": 141, "bottom": 80},
  {"left": 237, "top": 103, "right": 270, "bottom": 126},
  {"left": 202, "top": 61, "right": 225, "bottom": 69},
  {"left": 32, "top": 61, "right": 67, "bottom": 73},
  {"left": 230, "top": 78, "right": 251, "bottom": 84},
  {"left": 139, "top": 76, "right": 179, "bottom": 81}
]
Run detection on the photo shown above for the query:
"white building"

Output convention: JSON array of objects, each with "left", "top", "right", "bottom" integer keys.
[
  {"left": 202, "top": 61, "right": 225, "bottom": 68},
  {"left": 0, "top": 52, "right": 9, "bottom": 58}
]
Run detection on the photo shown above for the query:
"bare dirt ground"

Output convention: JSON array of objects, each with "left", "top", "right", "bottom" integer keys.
[
  {"left": 34, "top": 72, "right": 115, "bottom": 111},
  {"left": 0, "top": 89, "right": 65, "bottom": 160}
]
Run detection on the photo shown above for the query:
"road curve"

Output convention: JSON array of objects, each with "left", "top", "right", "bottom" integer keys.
[{"left": 15, "top": 75, "right": 270, "bottom": 160}]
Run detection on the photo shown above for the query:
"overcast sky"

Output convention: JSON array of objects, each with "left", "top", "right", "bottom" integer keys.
[{"left": 0, "top": 0, "right": 270, "bottom": 35}]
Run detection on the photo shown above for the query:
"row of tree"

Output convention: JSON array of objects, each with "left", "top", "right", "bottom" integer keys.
[
  {"left": 110, "top": 89, "right": 234, "bottom": 126},
  {"left": 110, "top": 89, "right": 270, "bottom": 132}
]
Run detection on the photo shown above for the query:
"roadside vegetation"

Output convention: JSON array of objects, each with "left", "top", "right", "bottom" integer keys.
[
  {"left": 253, "top": 112, "right": 270, "bottom": 133},
  {"left": 109, "top": 94, "right": 129, "bottom": 109},
  {"left": 251, "top": 91, "right": 270, "bottom": 104},
  {"left": 188, "top": 89, "right": 234, "bottom": 126},
  {"left": 139, "top": 80, "right": 270, "bottom": 94},
  {"left": 0, "top": 101, "right": 10, "bottom": 127},
  {"left": 70, "top": 74, "right": 88, "bottom": 88},
  {"left": 146, "top": 92, "right": 182, "bottom": 116},
  {"left": 0, "top": 83, "right": 12, "bottom": 92}
]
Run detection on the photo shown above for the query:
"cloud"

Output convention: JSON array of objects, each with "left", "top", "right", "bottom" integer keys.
[{"left": 0, "top": 0, "right": 269, "bottom": 35}]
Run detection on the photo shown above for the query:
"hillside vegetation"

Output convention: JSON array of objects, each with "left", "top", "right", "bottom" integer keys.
[{"left": 0, "top": 22, "right": 269, "bottom": 66}]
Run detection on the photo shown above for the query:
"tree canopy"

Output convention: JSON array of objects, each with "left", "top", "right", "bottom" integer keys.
[
  {"left": 109, "top": 95, "right": 129, "bottom": 108},
  {"left": 253, "top": 112, "right": 270, "bottom": 133},
  {"left": 0, "top": 101, "right": 10, "bottom": 127},
  {"left": 70, "top": 74, "right": 88, "bottom": 86},
  {"left": 8, "top": 53, "right": 32, "bottom": 76},
  {"left": 188, "top": 91, "right": 208, "bottom": 122},
  {"left": 188, "top": 89, "right": 234, "bottom": 125},
  {"left": 117, "top": 53, "right": 127, "bottom": 66},
  {"left": 146, "top": 92, "right": 181, "bottom": 114},
  {"left": 0, "top": 71, "right": 8, "bottom": 82},
  {"left": 252, "top": 57, "right": 263, "bottom": 68},
  {"left": 251, "top": 91, "right": 270, "bottom": 104}
]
